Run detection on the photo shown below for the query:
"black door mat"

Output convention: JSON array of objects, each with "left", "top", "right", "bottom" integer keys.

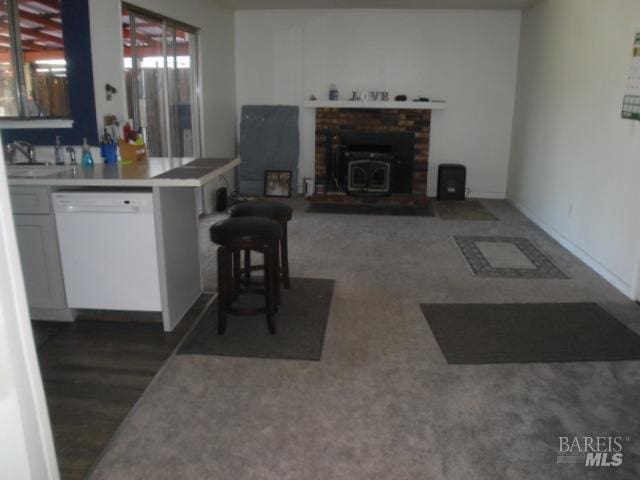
[
  {"left": 306, "top": 203, "right": 434, "bottom": 217},
  {"left": 434, "top": 200, "right": 498, "bottom": 221},
  {"left": 420, "top": 303, "right": 640, "bottom": 364},
  {"left": 178, "top": 278, "right": 335, "bottom": 361}
]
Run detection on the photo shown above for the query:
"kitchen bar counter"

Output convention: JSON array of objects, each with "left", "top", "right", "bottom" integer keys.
[
  {"left": 7, "top": 157, "right": 239, "bottom": 187},
  {"left": 8, "top": 156, "right": 239, "bottom": 332}
]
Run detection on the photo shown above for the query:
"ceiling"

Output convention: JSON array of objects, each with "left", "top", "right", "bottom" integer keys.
[
  {"left": 0, "top": 0, "right": 64, "bottom": 62},
  {"left": 218, "top": 0, "right": 538, "bottom": 10}
]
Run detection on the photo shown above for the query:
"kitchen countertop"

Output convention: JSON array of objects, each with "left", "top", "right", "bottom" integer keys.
[{"left": 7, "top": 157, "right": 239, "bottom": 187}]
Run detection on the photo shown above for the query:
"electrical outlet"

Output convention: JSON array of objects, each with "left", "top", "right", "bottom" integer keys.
[{"left": 568, "top": 202, "right": 573, "bottom": 218}]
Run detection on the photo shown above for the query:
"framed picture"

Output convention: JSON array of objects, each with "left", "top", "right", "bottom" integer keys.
[{"left": 264, "top": 170, "right": 292, "bottom": 197}]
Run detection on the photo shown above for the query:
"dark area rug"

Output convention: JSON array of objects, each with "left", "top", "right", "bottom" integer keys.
[
  {"left": 434, "top": 200, "right": 498, "bottom": 221},
  {"left": 421, "top": 303, "right": 640, "bottom": 364},
  {"left": 306, "top": 203, "right": 434, "bottom": 217},
  {"left": 179, "top": 278, "right": 335, "bottom": 361}
]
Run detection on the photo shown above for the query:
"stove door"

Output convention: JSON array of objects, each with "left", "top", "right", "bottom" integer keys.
[
  {"left": 348, "top": 160, "right": 369, "bottom": 192},
  {"left": 368, "top": 161, "right": 390, "bottom": 192}
]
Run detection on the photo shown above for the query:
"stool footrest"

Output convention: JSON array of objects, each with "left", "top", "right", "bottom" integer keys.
[
  {"left": 235, "top": 285, "right": 266, "bottom": 294},
  {"left": 229, "top": 306, "right": 268, "bottom": 316},
  {"left": 242, "top": 265, "right": 264, "bottom": 273}
]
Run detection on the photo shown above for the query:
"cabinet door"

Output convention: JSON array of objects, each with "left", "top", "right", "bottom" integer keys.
[{"left": 13, "top": 214, "right": 67, "bottom": 309}]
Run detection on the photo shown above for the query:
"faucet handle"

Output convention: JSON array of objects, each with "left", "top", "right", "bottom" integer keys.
[{"left": 5, "top": 143, "right": 15, "bottom": 164}]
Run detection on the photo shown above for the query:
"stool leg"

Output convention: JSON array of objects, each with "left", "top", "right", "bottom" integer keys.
[
  {"left": 281, "top": 222, "right": 291, "bottom": 289},
  {"left": 264, "top": 246, "right": 276, "bottom": 335},
  {"left": 232, "top": 250, "right": 241, "bottom": 300},
  {"left": 274, "top": 241, "right": 281, "bottom": 308},
  {"left": 244, "top": 249, "right": 251, "bottom": 284},
  {"left": 217, "top": 246, "right": 230, "bottom": 335}
]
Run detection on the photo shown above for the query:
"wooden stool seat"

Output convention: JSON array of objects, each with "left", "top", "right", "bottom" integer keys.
[
  {"left": 229, "top": 200, "right": 293, "bottom": 289},
  {"left": 210, "top": 217, "right": 282, "bottom": 335}
]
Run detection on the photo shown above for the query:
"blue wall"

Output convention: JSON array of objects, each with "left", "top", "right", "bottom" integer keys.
[{"left": 1, "top": 0, "right": 99, "bottom": 146}]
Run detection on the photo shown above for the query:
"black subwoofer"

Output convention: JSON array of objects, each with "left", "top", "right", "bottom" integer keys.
[
  {"left": 437, "top": 164, "right": 466, "bottom": 200},
  {"left": 216, "top": 187, "right": 228, "bottom": 212}
]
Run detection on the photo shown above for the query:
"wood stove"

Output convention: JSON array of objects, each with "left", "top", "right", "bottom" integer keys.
[
  {"left": 325, "top": 131, "right": 414, "bottom": 196},
  {"left": 346, "top": 152, "right": 392, "bottom": 194}
]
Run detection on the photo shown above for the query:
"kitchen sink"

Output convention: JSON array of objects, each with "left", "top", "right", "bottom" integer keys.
[{"left": 7, "top": 164, "right": 75, "bottom": 178}]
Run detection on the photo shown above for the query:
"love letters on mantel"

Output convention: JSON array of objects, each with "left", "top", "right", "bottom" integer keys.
[{"left": 350, "top": 91, "right": 389, "bottom": 101}]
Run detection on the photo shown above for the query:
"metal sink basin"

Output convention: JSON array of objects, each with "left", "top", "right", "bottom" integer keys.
[{"left": 7, "top": 164, "right": 74, "bottom": 178}]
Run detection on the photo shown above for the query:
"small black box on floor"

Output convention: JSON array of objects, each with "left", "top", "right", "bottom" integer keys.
[
  {"left": 437, "top": 164, "right": 466, "bottom": 201},
  {"left": 216, "top": 187, "right": 228, "bottom": 212}
]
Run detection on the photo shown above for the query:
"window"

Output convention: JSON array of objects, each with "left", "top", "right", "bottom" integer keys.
[
  {"left": 122, "top": 4, "right": 200, "bottom": 158},
  {"left": 0, "top": 0, "right": 70, "bottom": 118}
]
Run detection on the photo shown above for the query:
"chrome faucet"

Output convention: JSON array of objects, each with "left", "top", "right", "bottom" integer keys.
[
  {"left": 6, "top": 140, "right": 37, "bottom": 165},
  {"left": 66, "top": 146, "right": 77, "bottom": 165}
]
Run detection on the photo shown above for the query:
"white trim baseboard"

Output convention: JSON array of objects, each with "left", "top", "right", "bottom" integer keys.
[{"left": 508, "top": 197, "right": 634, "bottom": 299}]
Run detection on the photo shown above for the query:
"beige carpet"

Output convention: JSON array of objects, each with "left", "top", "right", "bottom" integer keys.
[{"left": 89, "top": 198, "right": 640, "bottom": 480}]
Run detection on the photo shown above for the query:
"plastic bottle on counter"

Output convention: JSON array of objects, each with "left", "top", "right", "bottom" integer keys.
[
  {"left": 81, "top": 137, "right": 94, "bottom": 167},
  {"left": 54, "top": 136, "right": 65, "bottom": 165}
]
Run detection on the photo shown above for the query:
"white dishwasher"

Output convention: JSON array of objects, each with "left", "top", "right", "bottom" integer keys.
[{"left": 53, "top": 191, "right": 162, "bottom": 311}]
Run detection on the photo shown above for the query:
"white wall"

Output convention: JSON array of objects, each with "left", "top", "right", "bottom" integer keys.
[
  {"left": 0, "top": 149, "right": 58, "bottom": 479},
  {"left": 235, "top": 9, "right": 521, "bottom": 197},
  {"left": 507, "top": 0, "right": 640, "bottom": 297},
  {"left": 89, "top": 0, "right": 237, "bottom": 160}
]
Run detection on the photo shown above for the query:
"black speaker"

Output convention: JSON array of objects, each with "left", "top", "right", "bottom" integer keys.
[
  {"left": 216, "top": 187, "right": 228, "bottom": 212},
  {"left": 437, "top": 164, "right": 466, "bottom": 200}
]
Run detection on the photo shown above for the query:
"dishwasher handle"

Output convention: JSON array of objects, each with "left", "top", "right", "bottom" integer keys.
[{"left": 60, "top": 205, "right": 141, "bottom": 214}]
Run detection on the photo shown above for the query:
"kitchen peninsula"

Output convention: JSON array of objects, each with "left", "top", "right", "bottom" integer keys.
[{"left": 8, "top": 157, "right": 239, "bottom": 332}]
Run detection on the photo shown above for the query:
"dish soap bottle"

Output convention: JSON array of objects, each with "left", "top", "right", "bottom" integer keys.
[
  {"left": 81, "top": 137, "right": 94, "bottom": 167},
  {"left": 54, "top": 136, "right": 65, "bottom": 165}
]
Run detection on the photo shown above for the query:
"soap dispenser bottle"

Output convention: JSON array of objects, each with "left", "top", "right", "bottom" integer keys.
[
  {"left": 54, "top": 136, "right": 65, "bottom": 165},
  {"left": 81, "top": 137, "right": 94, "bottom": 167}
]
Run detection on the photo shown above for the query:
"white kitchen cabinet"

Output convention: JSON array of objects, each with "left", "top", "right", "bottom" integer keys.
[
  {"left": 13, "top": 213, "right": 67, "bottom": 310},
  {"left": 10, "top": 186, "right": 69, "bottom": 317}
]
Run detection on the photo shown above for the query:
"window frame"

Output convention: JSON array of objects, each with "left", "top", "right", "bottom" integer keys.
[
  {"left": 1, "top": 0, "right": 72, "bottom": 121},
  {"left": 122, "top": 3, "right": 202, "bottom": 158}
]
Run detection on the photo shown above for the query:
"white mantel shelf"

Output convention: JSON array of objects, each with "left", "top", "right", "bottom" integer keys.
[{"left": 303, "top": 100, "right": 446, "bottom": 110}]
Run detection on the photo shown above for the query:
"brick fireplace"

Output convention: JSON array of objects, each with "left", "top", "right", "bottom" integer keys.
[{"left": 313, "top": 107, "right": 431, "bottom": 203}]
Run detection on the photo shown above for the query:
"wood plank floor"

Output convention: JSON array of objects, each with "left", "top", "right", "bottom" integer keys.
[{"left": 33, "top": 294, "right": 212, "bottom": 480}]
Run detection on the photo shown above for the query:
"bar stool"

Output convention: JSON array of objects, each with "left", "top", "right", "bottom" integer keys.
[
  {"left": 229, "top": 200, "right": 293, "bottom": 289},
  {"left": 210, "top": 217, "right": 282, "bottom": 335}
]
